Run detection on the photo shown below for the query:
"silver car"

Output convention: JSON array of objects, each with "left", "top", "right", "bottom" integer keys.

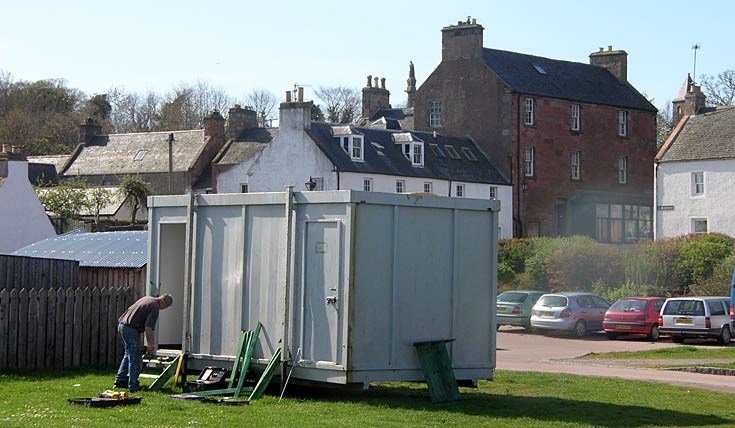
[{"left": 531, "top": 292, "right": 611, "bottom": 337}]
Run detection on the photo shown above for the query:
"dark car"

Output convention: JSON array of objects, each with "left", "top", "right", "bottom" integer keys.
[
  {"left": 603, "top": 297, "right": 666, "bottom": 341},
  {"left": 531, "top": 292, "right": 611, "bottom": 337}
]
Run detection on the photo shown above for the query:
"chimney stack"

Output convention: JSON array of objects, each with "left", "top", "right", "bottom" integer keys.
[
  {"left": 79, "top": 117, "right": 102, "bottom": 145},
  {"left": 441, "top": 17, "right": 484, "bottom": 62},
  {"left": 362, "top": 76, "right": 391, "bottom": 120},
  {"left": 279, "top": 87, "right": 313, "bottom": 131},
  {"left": 589, "top": 45, "right": 628, "bottom": 82},
  {"left": 672, "top": 74, "right": 707, "bottom": 125},
  {"left": 226, "top": 104, "right": 259, "bottom": 140}
]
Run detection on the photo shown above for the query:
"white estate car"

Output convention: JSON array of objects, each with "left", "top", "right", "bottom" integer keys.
[{"left": 658, "top": 297, "right": 732, "bottom": 345}]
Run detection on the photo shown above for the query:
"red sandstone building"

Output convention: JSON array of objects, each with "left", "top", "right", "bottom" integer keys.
[{"left": 413, "top": 18, "right": 657, "bottom": 241}]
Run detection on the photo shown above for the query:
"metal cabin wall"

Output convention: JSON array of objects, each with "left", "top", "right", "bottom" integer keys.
[
  {"left": 190, "top": 198, "right": 286, "bottom": 359},
  {"left": 347, "top": 198, "right": 497, "bottom": 382}
]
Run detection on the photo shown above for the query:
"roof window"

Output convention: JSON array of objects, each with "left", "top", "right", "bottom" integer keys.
[
  {"left": 532, "top": 64, "right": 547, "bottom": 74},
  {"left": 444, "top": 145, "right": 461, "bottom": 159},
  {"left": 133, "top": 150, "right": 148, "bottom": 161},
  {"left": 429, "top": 143, "right": 445, "bottom": 158},
  {"left": 461, "top": 147, "right": 477, "bottom": 161}
]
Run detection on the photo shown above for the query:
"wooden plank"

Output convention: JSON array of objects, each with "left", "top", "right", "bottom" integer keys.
[
  {"left": 37, "top": 289, "right": 47, "bottom": 369},
  {"left": 81, "top": 288, "right": 91, "bottom": 367},
  {"left": 413, "top": 341, "right": 461, "bottom": 403},
  {"left": 248, "top": 347, "right": 282, "bottom": 401},
  {"left": 17, "top": 289, "right": 28, "bottom": 370},
  {"left": 72, "top": 288, "right": 83, "bottom": 368},
  {"left": 148, "top": 353, "right": 182, "bottom": 391},
  {"left": 27, "top": 289, "right": 38, "bottom": 369},
  {"left": 63, "top": 288, "right": 74, "bottom": 369},
  {"left": 0, "top": 256, "right": 7, "bottom": 289},
  {"left": 6, "top": 258, "right": 15, "bottom": 290},
  {"left": 8, "top": 289, "right": 18, "bottom": 369},
  {"left": 45, "top": 289, "right": 56, "bottom": 369},
  {"left": 0, "top": 289, "right": 8, "bottom": 369},
  {"left": 54, "top": 288, "right": 65, "bottom": 369},
  {"left": 90, "top": 287, "right": 100, "bottom": 367},
  {"left": 99, "top": 287, "right": 109, "bottom": 367}
]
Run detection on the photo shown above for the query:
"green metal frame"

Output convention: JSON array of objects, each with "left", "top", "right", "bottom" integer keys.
[{"left": 413, "top": 339, "right": 461, "bottom": 403}]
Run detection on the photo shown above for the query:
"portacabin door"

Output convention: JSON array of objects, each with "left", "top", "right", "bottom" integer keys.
[{"left": 301, "top": 219, "right": 342, "bottom": 366}]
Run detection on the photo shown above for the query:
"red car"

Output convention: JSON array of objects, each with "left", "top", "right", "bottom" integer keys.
[{"left": 603, "top": 297, "right": 666, "bottom": 341}]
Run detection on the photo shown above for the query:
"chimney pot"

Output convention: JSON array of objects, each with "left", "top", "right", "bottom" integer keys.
[
  {"left": 599, "top": 47, "right": 604, "bottom": 52},
  {"left": 11, "top": 146, "right": 20, "bottom": 154},
  {"left": 472, "top": 18, "right": 476, "bottom": 24},
  {"left": 286, "top": 91, "right": 292, "bottom": 102},
  {"left": 367, "top": 75, "right": 372, "bottom": 87},
  {"left": 234, "top": 103, "right": 241, "bottom": 109},
  {"left": 373, "top": 76, "right": 379, "bottom": 88},
  {"left": 380, "top": 77, "right": 386, "bottom": 89},
  {"left": 1, "top": 144, "right": 7, "bottom": 153},
  {"left": 297, "top": 87, "right": 304, "bottom": 102},
  {"left": 608, "top": 45, "right": 613, "bottom": 51}
]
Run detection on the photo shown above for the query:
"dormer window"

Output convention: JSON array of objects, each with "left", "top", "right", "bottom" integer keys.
[
  {"left": 393, "top": 132, "right": 424, "bottom": 167},
  {"left": 333, "top": 127, "right": 365, "bottom": 162}
]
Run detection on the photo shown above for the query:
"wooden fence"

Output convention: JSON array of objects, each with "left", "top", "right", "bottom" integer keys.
[
  {"left": 0, "top": 255, "right": 79, "bottom": 290},
  {"left": 0, "top": 286, "right": 135, "bottom": 370}
]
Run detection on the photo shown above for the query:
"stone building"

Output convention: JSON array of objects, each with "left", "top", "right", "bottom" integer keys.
[
  {"left": 59, "top": 112, "right": 226, "bottom": 195},
  {"left": 413, "top": 17, "right": 658, "bottom": 242}
]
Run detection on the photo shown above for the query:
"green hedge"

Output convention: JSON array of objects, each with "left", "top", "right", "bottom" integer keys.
[{"left": 498, "top": 234, "right": 735, "bottom": 297}]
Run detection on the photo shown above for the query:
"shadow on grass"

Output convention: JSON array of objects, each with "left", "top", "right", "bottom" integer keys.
[{"left": 282, "top": 383, "right": 732, "bottom": 428}]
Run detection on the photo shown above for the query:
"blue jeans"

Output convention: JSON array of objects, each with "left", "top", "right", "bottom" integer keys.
[{"left": 115, "top": 323, "right": 142, "bottom": 392}]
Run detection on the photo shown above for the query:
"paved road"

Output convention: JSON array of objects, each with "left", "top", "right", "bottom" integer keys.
[{"left": 496, "top": 327, "right": 735, "bottom": 394}]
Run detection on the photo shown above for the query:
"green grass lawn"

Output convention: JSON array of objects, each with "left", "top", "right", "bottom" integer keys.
[
  {"left": 579, "top": 346, "right": 735, "bottom": 369},
  {"left": 582, "top": 346, "right": 735, "bottom": 360},
  {"left": 1, "top": 370, "right": 734, "bottom": 428}
]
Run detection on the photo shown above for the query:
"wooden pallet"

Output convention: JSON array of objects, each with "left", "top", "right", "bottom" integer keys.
[{"left": 413, "top": 339, "right": 461, "bottom": 403}]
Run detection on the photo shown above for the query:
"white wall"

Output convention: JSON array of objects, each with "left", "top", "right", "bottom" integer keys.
[
  {"left": 656, "top": 159, "right": 735, "bottom": 239},
  {"left": 341, "top": 172, "right": 513, "bottom": 239},
  {"left": 0, "top": 160, "right": 56, "bottom": 253}
]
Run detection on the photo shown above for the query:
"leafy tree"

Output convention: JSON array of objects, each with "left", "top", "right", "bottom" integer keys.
[
  {"left": 88, "top": 186, "right": 113, "bottom": 225},
  {"left": 656, "top": 102, "right": 673, "bottom": 148},
  {"left": 119, "top": 175, "right": 155, "bottom": 223},
  {"left": 36, "top": 177, "right": 90, "bottom": 219},
  {"left": 311, "top": 104, "right": 325, "bottom": 122},
  {"left": 245, "top": 89, "right": 277, "bottom": 127},
  {"left": 700, "top": 69, "right": 735, "bottom": 106}
]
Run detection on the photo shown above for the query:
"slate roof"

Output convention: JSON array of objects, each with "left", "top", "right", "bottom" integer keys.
[
  {"left": 28, "top": 163, "right": 58, "bottom": 185},
  {"left": 482, "top": 48, "right": 656, "bottom": 112},
  {"left": 61, "top": 130, "right": 206, "bottom": 176},
  {"left": 27, "top": 155, "right": 69, "bottom": 173},
  {"left": 12, "top": 231, "right": 147, "bottom": 268},
  {"left": 369, "top": 107, "right": 415, "bottom": 130},
  {"left": 215, "top": 128, "right": 276, "bottom": 165},
  {"left": 306, "top": 123, "right": 509, "bottom": 185},
  {"left": 657, "top": 107, "right": 735, "bottom": 162}
]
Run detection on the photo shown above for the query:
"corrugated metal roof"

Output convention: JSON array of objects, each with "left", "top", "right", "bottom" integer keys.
[{"left": 12, "top": 231, "right": 147, "bottom": 268}]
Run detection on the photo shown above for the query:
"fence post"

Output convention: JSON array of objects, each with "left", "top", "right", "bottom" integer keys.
[
  {"left": 27, "top": 289, "right": 38, "bottom": 370},
  {"left": 8, "top": 289, "right": 18, "bottom": 369},
  {"left": 37, "top": 289, "right": 48, "bottom": 369},
  {"left": 0, "top": 289, "right": 8, "bottom": 369}
]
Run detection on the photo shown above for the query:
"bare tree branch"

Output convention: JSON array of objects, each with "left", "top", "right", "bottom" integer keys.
[
  {"left": 700, "top": 69, "right": 735, "bottom": 106},
  {"left": 246, "top": 89, "right": 277, "bottom": 127},
  {"left": 314, "top": 86, "right": 361, "bottom": 124}
]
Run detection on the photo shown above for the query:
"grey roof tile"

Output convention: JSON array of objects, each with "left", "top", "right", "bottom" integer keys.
[
  {"left": 658, "top": 107, "right": 735, "bottom": 162},
  {"left": 483, "top": 48, "right": 656, "bottom": 112},
  {"left": 306, "top": 123, "right": 509, "bottom": 185}
]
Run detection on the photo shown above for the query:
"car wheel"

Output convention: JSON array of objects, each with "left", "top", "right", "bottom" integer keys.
[
  {"left": 718, "top": 326, "right": 731, "bottom": 346},
  {"left": 648, "top": 325, "right": 660, "bottom": 342},
  {"left": 574, "top": 320, "right": 587, "bottom": 338},
  {"left": 671, "top": 335, "right": 685, "bottom": 343},
  {"left": 605, "top": 332, "right": 618, "bottom": 340}
]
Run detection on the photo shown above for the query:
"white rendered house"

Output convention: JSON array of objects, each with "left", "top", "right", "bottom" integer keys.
[
  {"left": 0, "top": 147, "right": 56, "bottom": 253},
  {"left": 215, "top": 92, "right": 513, "bottom": 238},
  {"left": 655, "top": 107, "right": 735, "bottom": 239}
]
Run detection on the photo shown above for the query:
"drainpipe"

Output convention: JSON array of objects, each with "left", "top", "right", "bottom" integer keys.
[
  {"left": 515, "top": 93, "right": 523, "bottom": 237},
  {"left": 280, "top": 185, "right": 294, "bottom": 391}
]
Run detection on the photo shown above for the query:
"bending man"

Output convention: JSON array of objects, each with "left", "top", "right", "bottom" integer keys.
[{"left": 114, "top": 294, "right": 173, "bottom": 392}]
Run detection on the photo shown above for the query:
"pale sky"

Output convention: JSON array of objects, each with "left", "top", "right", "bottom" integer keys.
[{"left": 1, "top": 0, "right": 732, "bottom": 113}]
